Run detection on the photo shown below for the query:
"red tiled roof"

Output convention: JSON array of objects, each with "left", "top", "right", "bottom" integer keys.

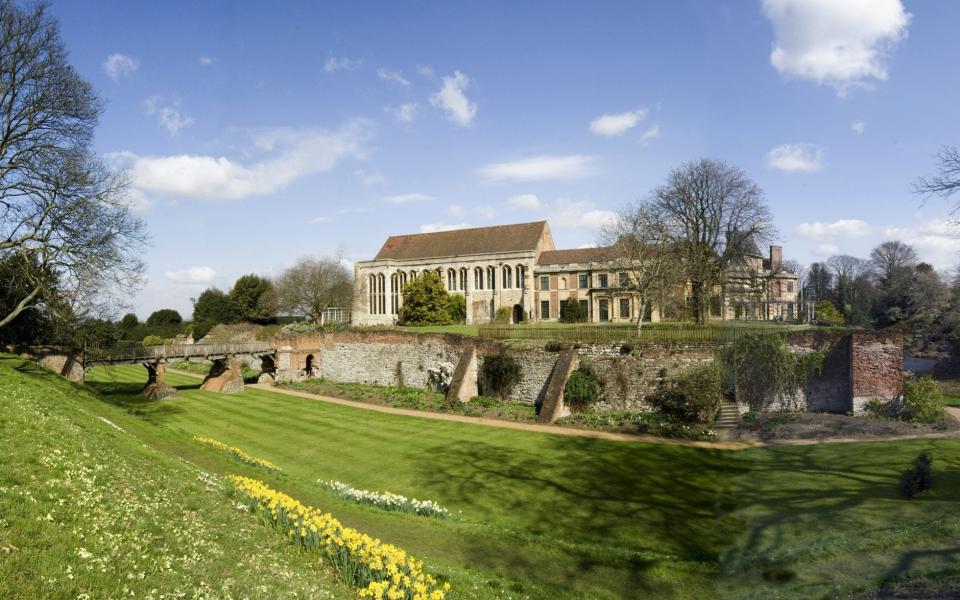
[
  {"left": 537, "top": 246, "right": 620, "bottom": 266},
  {"left": 374, "top": 221, "right": 548, "bottom": 261}
]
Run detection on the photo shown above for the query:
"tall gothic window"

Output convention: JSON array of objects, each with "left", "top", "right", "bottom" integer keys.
[
  {"left": 487, "top": 266, "right": 496, "bottom": 290},
  {"left": 447, "top": 269, "right": 457, "bottom": 291},
  {"left": 474, "top": 267, "right": 484, "bottom": 290},
  {"left": 502, "top": 265, "right": 512, "bottom": 289},
  {"left": 459, "top": 268, "right": 468, "bottom": 292}
]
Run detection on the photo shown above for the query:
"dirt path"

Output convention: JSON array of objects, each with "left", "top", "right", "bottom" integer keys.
[{"left": 168, "top": 368, "right": 960, "bottom": 449}]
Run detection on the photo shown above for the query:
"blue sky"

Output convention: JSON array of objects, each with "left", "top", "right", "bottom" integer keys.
[{"left": 49, "top": 1, "right": 960, "bottom": 317}]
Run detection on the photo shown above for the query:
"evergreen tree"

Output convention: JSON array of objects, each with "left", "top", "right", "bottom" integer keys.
[{"left": 399, "top": 272, "right": 451, "bottom": 325}]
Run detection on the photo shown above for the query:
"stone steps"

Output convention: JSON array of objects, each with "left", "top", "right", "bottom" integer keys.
[{"left": 715, "top": 400, "right": 741, "bottom": 429}]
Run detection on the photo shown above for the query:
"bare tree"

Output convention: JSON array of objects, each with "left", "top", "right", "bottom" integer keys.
[
  {"left": 275, "top": 256, "right": 353, "bottom": 324},
  {"left": 600, "top": 202, "right": 681, "bottom": 330},
  {"left": 869, "top": 240, "right": 918, "bottom": 282},
  {"left": 0, "top": 2, "right": 146, "bottom": 330},
  {"left": 914, "top": 146, "right": 960, "bottom": 212},
  {"left": 652, "top": 158, "right": 775, "bottom": 324}
]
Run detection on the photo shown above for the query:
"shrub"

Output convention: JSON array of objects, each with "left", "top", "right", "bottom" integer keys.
[
  {"left": 722, "top": 334, "right": 809, "bottom": 411},
  {"left": 559, "top": 298, "right": 588, "bottom": 323},
  {"left": 399, "top": 271, "right": 451, "bottom": 325},
  {"left": 544, "top": 341, "right": 565, "bottom": 352},
  {"left": 564, "top": 363, "right": 602, "bottom": 412},
  {"left": 142, "top": 335, "right": 164, "bottom": 347},
  {"left": 481, "top": 353, "right": 522, "bottom": 399},
  {"left": 619, "top": 342, "right": 634, "bottom": 356},
  {"left": 814, "top": 300, "right": 844, "bottom": 325},
  {"left": 256, "top": 324, "right": 282, "bottom": 340},
  {"left": 493, "top": 306, "right": 513, "bottom": 323},
  {"left": 902, "top": 377, "right": 944, "bottom": 424},
  {"left": 649, "top": 360, "right": 724, "bottom": 423},
  {"left": 447, "top": 294, "right": 467, "bottom": 324},
  {"left": 899, "top": 451, "right": 933, "bottom": 499},
  {"left": 863, "top": 397, "right": 895, "bottom": 419}
]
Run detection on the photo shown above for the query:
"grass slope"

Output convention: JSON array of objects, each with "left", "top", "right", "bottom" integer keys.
[
  {"left": 83, "top": 365, "right": 960, "bottom": 599},
  {"left": 0, "top": 356, "right": 351, "bottom": 600}
]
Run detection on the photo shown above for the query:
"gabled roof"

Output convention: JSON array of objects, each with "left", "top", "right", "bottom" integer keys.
[
  {"left": 374, "top": 221, "right": 549, "bottom": 261},
  {"left": 537, "top": 246, "right": 620, "bottom": 266}
]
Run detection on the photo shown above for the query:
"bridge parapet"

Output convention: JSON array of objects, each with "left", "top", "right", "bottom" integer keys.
[{"left": 85, "top": 342, "right": 277, "bottom": 365}]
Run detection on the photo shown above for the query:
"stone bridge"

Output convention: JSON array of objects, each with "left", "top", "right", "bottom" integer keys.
[{"left": 85, "top": 342, "right": 279, "bottom": 399}]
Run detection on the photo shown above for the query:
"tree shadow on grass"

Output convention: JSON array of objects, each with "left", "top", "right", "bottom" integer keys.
[
  {"left": 418, "top": 435, "right": 750, "bottom": 598},
  {"left": 86, "top": 378, "right": 192, "bottom": 424},
  {"left": 717, "top": 441, "right": 960, "bottom": 598}
]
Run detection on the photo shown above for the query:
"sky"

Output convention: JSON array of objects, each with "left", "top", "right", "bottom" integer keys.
[{"left": 48, "top": 0, "right": 960, "bottom": 318}]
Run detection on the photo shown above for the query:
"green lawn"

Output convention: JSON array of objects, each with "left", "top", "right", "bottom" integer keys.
[
  {"left": 944, "top": 394, "right": 960, "bottom": 407},
  {"left": 0, "top": 355, "right": 351, "bottom": 599},
  {"left": 5, "top": 357, "right": 960, "bottom": 599}
]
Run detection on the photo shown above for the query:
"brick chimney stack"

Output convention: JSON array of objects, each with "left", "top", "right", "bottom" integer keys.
[{"left": 770, "top": 245, "right": 782, "bottom": 270}]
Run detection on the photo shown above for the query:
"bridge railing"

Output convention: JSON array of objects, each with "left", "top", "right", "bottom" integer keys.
[{"left": 85, "top": 342, "right": 276, "bottom": 364}]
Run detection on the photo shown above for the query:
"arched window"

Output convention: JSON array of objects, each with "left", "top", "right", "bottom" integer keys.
[
  {"left": 378, "top": 273, "right": 386, "bottom": 315},
  {"left": 559, "top": 277, "right": 567, "bottom": 290},
  {"left": 447, "top": 268, "right": 457, "bottom": 291},
  {"left": 369, "top": 274, "right": 376, "bottom": 314},
  {"left": 410, "top": 270, "right": 417, "bottom": 280},
  {"left": 487, "top": 266, "right": 496, "bottom": 290},
  {"left": 390, "top": 273, "right": 399, "bottom": 314},
  {"left": 502, "top": 265, "right": 512, "bottom": 289},
  {"left": 474, "top": 267, "right": 484, "bottom": 290},
  {"left": 516, "top": 265, "right": 525, "bottom": 290},
  {"left": 459, "top": 268, "right": 468, "bottom": 292}
]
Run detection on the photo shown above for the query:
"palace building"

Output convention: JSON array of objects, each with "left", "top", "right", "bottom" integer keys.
[{"left": 351, "top": 221, "right": 798, "bottom": 326}]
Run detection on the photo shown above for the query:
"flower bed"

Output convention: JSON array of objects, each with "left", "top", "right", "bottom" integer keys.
[
  {"left": 229, "top": 475, "right": 449, "bottom": 600},
  {"left": 319, "top": 480, "right": 452, "bottom": 519},
  {"left": 194, "top": 436, "right": 281, "bottom": 472}
]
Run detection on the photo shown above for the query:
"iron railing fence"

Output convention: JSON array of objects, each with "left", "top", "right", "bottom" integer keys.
[{"left": 84, "top": 341, "right": 276, "bottom": 364}]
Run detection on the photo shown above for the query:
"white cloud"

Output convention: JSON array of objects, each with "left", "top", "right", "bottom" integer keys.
[
  {"left": 508, "top": 194, "right": 541, "bottom": 211},
  {"left": 639, "top": 124, "right": 660, "bottom": 145},
  {"left": 762, "top": 0, "right": 911, "bottom": 94},
  {"left": 377, "top": 68, "right": 411, "bottom": 87},
  {"left": 310, "top": 216, "right": 333, "bottom": 224},
  {"left": 109, "top": 119, "right": 372, "bottom": 201},
  {"left": 324, "top": 55, "right": 362, "bottom": 73},
  {"left": 766, "top": 143, "right": 825, "bottom": 172},
  {"left": 447, "top": 204, "right": 465, "bottom": 217},
  {"left": 385, "top": 192, "right": 433, "bottom": 204},
  {"left": 547, "top": 199, "right": 616, "bottom": 233},
  {"left": 851, "top": 120, "right": 866, "bottom": 135},
  {"left": 589, "top": 108, "right": 647, "bottom": 137},
  {"left": 476, "top": 206, "right": 497, "bottom": 219},
  {"left": 102, "top": 53, "right": 139, "bottom": 82},
  {"left": 144, "top": 96, "right": 194, "bottom": 137},
  {"left": 353, "top": 168, "right": 385, "bottom": 186},
  {"left": 123, "top": 188, "right": 153, "bottom": 212},
  {"left": 419, "top": 222, "right": 472, "bottom": 233},
  {"left": 882, "top": 219, "right": 960, "bottom": 269},
  {"left": 478, "top": 155, "right": 597, "bottom": 182},
  {"left": 813, "top": 243, "right": 840, "bottom": 257},
  {"left": 795, "top": 219, "right": 871, "bottom": 240},
  {"left": 387, "top": 103, "right": 418, "bottom": 123},
  {"left": 416, "top": 65, "right": 434, "bottom": 78},
  {"left": 429, "top": 71, "right": 477, "bottom": 126},
  {"left": 198, "top": 55, "right": 216, "bottom": 66},
  {"left": 165, "top": 266, "right": 216, "bottom": 284}
]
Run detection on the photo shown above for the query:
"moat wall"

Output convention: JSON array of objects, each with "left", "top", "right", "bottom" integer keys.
[{"left": 273, "top": 328, "right": 903, "bottom": 413}]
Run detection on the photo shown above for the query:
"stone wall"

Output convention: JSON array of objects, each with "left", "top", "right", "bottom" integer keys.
[
  {"left": 5, "top": 345, "right": 84, "bottom": 382},
  {"left": 578, "top": 343, "right": 718, "bottom": 411},
  {"left": 271, "top": 328, "right": 903, "bottom": 414}
]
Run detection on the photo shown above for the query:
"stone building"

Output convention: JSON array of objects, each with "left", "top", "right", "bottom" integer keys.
[{"left": 352, "top": 221, "right": 798, "bottom": 325}]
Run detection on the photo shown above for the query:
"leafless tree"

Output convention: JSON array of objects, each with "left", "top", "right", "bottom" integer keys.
[
  {"left": 652, "top": 158, "right": 776, "bottom": 324},
  {"left": 274, "top": 256, "right": 353, "bottom": 324},
  {"left": 914, "top": 146, "right": 960, "bottom": 213},
  {"left": 869, "top": 240, "right": 918, "bottom": 283},
  {"left": 600, "top": 201, "right": 682, "bottom": 330},
  {"left": 0, "top": 1, "right": 146, "bottom": 330}
]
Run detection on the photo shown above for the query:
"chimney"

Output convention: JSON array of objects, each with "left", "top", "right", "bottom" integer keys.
[{"left": 770, "top": 245, "right": 782, "bottom": 270}]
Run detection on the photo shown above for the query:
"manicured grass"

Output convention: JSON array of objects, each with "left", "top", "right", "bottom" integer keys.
[
  {"left": 77, "top": 364, "right": 960, "bottom": 599},
  {"left": 943, "top": 394, "right": 960, "bottom": 407},
  {"left": 0, "top": 355, "right": 351, "bottom": 599}
]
